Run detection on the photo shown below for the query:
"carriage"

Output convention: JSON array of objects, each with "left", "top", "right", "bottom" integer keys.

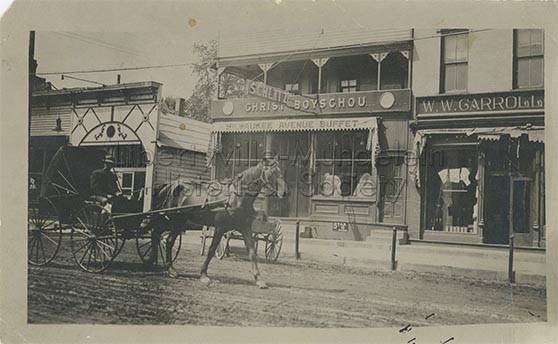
[{"left": 28, "top": 145, "right": 284, "bottom": 273}]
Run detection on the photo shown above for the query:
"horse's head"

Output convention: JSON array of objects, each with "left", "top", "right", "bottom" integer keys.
[{"left": 261, "top": 158, "right": 287, "bottom": 199}]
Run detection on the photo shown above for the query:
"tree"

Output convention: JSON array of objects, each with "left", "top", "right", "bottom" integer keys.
[
  {"left": 184, "top": 40, "right": 247, "bottom": 122},
  {"left": 184, "top": 40, "right": 218, "bottom": 122}
]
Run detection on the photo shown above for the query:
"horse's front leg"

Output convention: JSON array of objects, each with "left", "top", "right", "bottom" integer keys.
[
  {"left": 164, "top": 230, "right": 179, "bottom": 278},
  {"left": 242, "top": 231, "right": 267, "bottom": 289},
  {"left": 200, "top": 226, "right": 226, "bottom": 284}
]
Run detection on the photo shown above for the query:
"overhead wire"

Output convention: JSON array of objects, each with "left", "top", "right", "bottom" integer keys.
[{"left": 35, "top": 29, "right": 495, "bottom": 77}]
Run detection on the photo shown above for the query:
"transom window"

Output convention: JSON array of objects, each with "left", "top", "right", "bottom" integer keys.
[
  {"left": 340, "top": 79, "right": 357, "bottom": 93},
  {"left": 514, "top": 29, "right": 544, "bottom": 89},
  {"left": 441, "top": 30, "right": 468, "bottom": 93}
]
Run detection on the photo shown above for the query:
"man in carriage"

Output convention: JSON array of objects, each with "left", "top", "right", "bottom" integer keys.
[{"left": 89, "top": 154, "right": 122, "bottom": 212}]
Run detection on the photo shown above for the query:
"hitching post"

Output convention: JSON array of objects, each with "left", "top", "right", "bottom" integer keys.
[
  {"left": 508, "top": 234, "right": 515, "bottom": 283},
  {"left": 295, "top": 220, "right": 301, "bottom": 260},
  {"left": 391, "top": 227, "right": 398, "bottom": 271}
]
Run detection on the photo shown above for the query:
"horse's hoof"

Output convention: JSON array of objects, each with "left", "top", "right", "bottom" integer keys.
[
  {"left": 256, "top": 280, "right": 268, "bottom": 289},
  {"left": 200, "top": 275, "right": 211, "bottom": 285},
  {"left": 167, "top": 268, "right": 179, "bottom": 279}
]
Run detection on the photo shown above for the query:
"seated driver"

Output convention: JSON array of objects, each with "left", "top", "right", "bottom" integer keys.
[{"left": 90, "top": 155, "right": 122, "bottom": 211}]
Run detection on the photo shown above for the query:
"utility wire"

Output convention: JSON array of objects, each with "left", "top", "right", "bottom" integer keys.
[
  {"left": 35, "top": 29, "right": 493, "bottom": 77},
  {"left": 34, "top": 63, "right": 188, "bottom": 76}
]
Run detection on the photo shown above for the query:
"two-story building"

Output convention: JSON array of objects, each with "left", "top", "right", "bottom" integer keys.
[
  {"left": 408, "top": 29, "right": 545, "bottom": 248},
  {"left": 209, "top": 29, "right": 415, "bottom": 240}
]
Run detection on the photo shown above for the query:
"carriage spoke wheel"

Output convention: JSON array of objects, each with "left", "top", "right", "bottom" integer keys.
[
  {"left": 28, "top": 198, "right": 63, "bottom": 266},
  {"left": 136, "top": 228, "right": 182, "bottom": 267},
  {"left": 264, "top": 220, "right": 283, "bottom": 263},
  {"left": 216, "top": 231, "right": 231, "bottom": 260},
  {"left": 70, "top": 204, "right": 119, "bottom": 273}
]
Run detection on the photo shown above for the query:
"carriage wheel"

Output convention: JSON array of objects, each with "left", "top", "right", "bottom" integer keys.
[
  {"left": 200, "top": 226, "right": 211, "bottom": 256},
  {"left": 136, "top": 227, "right": 182, "bottom": 267},
  {"left": 70, "top": 204, "right": 120, "bottom": 273},
  {"left": 215, "top": 232, "right": 230, "bottom": 260},
  {"left": 264, "top": 220, "right": 283, "bottom": 263},
  {"left": 28, "top": 198, "right": 63, "bottom": 266}
]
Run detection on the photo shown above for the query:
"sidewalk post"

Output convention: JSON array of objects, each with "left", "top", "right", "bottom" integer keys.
[
  {"left": 508, "top": 234, "right": 515, "bottom": 283},
  {"left": 391, "top": 226, "right": 398, "bottom": 271},
  {"left": 295, "top": 220, "right": 301, "bottom": 260}
]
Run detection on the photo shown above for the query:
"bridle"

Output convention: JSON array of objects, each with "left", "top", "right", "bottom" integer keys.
[{"left": 231, "top": 162, "right": 282, "bottom": 197}]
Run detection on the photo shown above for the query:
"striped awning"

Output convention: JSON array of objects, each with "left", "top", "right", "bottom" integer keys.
[
  {"left": 207, "top": 117, "right": 379, "bottom": 168},
  {"left": 212, "top": 117, "right": 377, "bottom": 133}
]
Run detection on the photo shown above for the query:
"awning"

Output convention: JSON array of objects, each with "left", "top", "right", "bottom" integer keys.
[
  {"left": 212, "top": 117, "right": 377, "bottom": 133},
  {"left": 207, "top": 117, "right": 379, "bottom": 168}
]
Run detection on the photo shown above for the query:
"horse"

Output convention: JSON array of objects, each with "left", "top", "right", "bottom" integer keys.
[{"left": 143, "top": 158, "right": 287, "bottom": 288}]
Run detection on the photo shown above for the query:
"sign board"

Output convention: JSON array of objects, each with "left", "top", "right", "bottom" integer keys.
[
  {"left": 332, "top": 222, "right": 349, "bottom": 232},
  {"left": 211, "top": 89, "right": 411, "bottom": 119},
  {"left": 416, "top": 90, "right": 544, "bottom": 116}
]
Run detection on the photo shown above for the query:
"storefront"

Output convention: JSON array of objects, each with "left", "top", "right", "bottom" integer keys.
[
  {"left": 413, "top": 90, "right": 545, "bottom": 247},
  {"left": 209, "top": 87, "right": 412, "bottom": 240}
]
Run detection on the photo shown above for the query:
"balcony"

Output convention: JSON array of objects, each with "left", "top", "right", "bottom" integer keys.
[{"left": 211, "top": 51, "right": 412, "bottom": 119}]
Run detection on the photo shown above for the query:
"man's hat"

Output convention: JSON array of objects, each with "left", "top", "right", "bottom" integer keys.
[
  {"left": 103, "top": 155, "right": 115, "bottom": 164},
  {"left": 263, "top": 151, "right": 276, "bottom": 160}
]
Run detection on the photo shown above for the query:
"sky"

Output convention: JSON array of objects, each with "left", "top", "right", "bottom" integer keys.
[
  {"left": 32, "top": 1, "right": 379, "bottom": 98},
  {"left": 35, "top": 31, "right": 216, "bottom": 98}
]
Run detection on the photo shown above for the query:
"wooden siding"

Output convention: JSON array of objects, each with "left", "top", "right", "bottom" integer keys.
[
  {"left": 30, "top": 107, "right": 72, "bottom": 136},
  {"left": 158, "top": 114, "right": 211, "bottom": 153},
  {"left": 153, "top": 147, "right": 210, "bottom": 188}
]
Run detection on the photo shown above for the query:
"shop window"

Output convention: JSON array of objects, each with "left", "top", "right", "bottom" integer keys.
[
  {"left": 514, "top": 29, "right": 544, "bottom": 89},
  {"left": 315, "top": 130, "right": 372, "bottom": 198},
  {"left": 378, "top": 155, "right": 406, "bottom": 222},
  {"left": 512, "top": 180, "right": 530, "bottom": 233},
  {"left": 425, "top": 147, "right": 478, "bottom": 233},
  {"left": 340, "top": 79, "right": 357, "bottom": 93},
  {"left": 285, "top": 83, "right": 300, "bottom": 95},
  {"left": 440, "top": 30, "right": 468, "bottom": 93},
  {"left": 216, "top": 133, "right": 265, "bottom": 179}
]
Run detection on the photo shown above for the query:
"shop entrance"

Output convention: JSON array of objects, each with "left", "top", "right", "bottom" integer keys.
[
  {"left": 484, "top": 175, "right": 509, "bottom": 244},
  {"left": 483, "top": 176, "right": 531, "bottom": 245}
]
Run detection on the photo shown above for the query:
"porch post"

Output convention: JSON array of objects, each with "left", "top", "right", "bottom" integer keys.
[
  {"left": 257, "top": 63, "right": 274, "bottom": 85},
  {"left": 477, "top": 148, "right": 486, "bottom": 240},
  {"left": 311, "top": 58, "right": 329, "bottom": 94}
]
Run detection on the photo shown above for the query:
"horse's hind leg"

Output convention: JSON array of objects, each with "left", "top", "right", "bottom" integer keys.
[
  {"left": 200, "top": 226, "right": 226, "bottom": 284},
  {"left": 242, "top": 232, "right": 267, "bottom": 289}
]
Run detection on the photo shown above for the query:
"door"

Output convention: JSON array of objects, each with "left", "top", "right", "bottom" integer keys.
[
  {"left": 484, "top": 175, "right": 509, "bottom": 244},
  {"left": 510, "top": 177, "right": 532, "bottom": 246}
]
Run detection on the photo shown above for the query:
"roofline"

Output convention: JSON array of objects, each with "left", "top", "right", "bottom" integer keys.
[
  {"left": 32, "top": 81, "right": 162, "bottom": 97},
  {"left": 216, "top": 39, "right": 413, "bottom": 67}
]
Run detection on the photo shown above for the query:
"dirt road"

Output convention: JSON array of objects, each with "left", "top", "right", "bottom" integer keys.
[{"left": 28, "top": 239, "right": 547, "bottom": 326}]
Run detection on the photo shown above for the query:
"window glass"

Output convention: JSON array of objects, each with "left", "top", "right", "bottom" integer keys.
[
  {"left": 515, "top": 29, "right": 544, "bottom": 88},
  {"left": 314, "top": 130, "right": 372, "bottom": 197},
  {"left": 340, "top": 79, "right": 357, "bottom": 93},
  {"left": 530, "top": 57, "right": 544, "bottom": 87},
  {"left": 455, "top": 63, "right": 468, "bottom": 91},
  {"left": 442, "top": 31, "right": 468, "bottom": 92},
  {"left": 426, "top": 148, "right": 478, "bottom": 233}
]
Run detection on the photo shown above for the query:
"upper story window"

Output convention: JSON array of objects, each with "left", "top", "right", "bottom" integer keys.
[
  {"left": 285, "top": 83, "right": 300, "bottom": 95},
  {"left": 514, "top": 29, "right": 544, "bottom": 89},
  {"left": 340, "top": 79, "right": 357, "bottom": 93},
  {"left": 441, "top": 30, "right": 468, "bottom": 93}
]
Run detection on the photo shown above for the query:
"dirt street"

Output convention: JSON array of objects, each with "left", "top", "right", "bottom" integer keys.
[{"left": 28, "top": 238, "right": 547, "bottom": 327}]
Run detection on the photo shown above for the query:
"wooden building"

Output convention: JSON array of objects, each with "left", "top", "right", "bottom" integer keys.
[
  {"left": 29, "top": 81, "right": 211, "bottom": 211},
  {"left": 208, "top": 29, "right": 414, "bottom": 240},
  {"left": 408, "top": 29, "right": 545, "bottom": 248}
]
